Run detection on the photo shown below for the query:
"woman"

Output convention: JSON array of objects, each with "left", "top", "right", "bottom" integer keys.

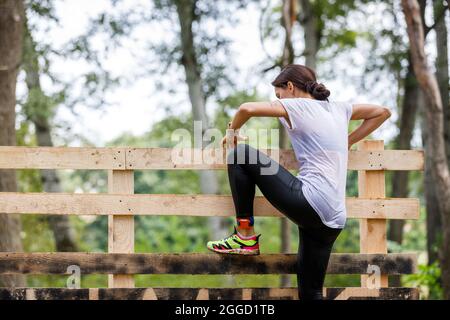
[{"left": 206, "top": 64, "right": 392, "bottom": 300}]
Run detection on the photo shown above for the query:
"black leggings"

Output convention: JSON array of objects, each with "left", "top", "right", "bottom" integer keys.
[{"left": 226, "top": 143, "right": 342, "bottom": 300}]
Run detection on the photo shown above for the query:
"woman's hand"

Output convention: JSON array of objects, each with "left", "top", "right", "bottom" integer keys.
[
  {"left": 346, "top": 104, "right": 391, "bottom": 150},
  {"left": 221, "top": 130, "right": 248, "bottom": 147},
  {"left": 222, "top": 122, "right": 248, "bottom": 148}
]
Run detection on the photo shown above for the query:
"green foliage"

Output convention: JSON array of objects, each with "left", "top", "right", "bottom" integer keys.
[
  {"left": 135, "top": 216, "right": 209, "bottom": 253},
  {"left": 391, "top": 205, "right": 427, "bottom": 253},
  {"left": 404, "top": 262, "right": 443, "bottom": 300},
  {"left": 323, "top": 30, "right": 359, "bottom": 49},
  {"left": 22, "top": 87, "right": 55, "bottom": 120},
  {"left": 26, "top": 0, "right": 58, "bottom": 21}
]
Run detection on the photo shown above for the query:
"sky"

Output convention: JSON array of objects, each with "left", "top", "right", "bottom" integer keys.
[{"left": 19, "top": 0, "right": 449, "bottom": 148}]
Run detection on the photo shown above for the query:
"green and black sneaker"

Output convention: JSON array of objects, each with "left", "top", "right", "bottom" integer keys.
[{"left": 206, "top": 226, "right": 261, "bottom": 255}]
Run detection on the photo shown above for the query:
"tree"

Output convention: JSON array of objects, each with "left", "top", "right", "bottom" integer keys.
[
  {"left": 0, "top": 0, "right": 26, "bottom": 287},
  {"left": 426, "top": 0, "right": 449, "bottom": 265},
  {"left": 22, "top": 1, "right": 78, "bottom": 252},
  {"left": 16, "top": 0, "right": 126, "bottom": 252},
  {"left": 402, "top": 0, "right": 450, "bottom": 299},
  {"left": 387, "top": 0, "right": 448, "bottom": 271}
]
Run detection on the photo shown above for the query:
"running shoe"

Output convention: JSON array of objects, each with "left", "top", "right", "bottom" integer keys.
[{"left": 206, "top": 226, "right": 261, "bottom": 255}]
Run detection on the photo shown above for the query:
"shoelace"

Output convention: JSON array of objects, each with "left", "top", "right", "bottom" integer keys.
[
  {"left": 219, "top": 229, "right": 256, "bottom": 242},
  {"left": 223, "top": 232, "right": 237, "bottom": 241}
]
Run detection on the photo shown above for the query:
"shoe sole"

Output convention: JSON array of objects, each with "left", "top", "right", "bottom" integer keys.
[{"left": 207, "top": 246, "right": 260, "bottom": 255}]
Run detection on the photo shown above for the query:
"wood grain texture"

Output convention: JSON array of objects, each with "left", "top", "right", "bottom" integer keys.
[
  {"left": 358, "top": 141, "right": 388, "bottom": 287},
  {"left": 0, "top": 287, "right": 420, "bottom": 300},
  {"left": 348, "top": 149, "right": 424, "bottom": 171},
  {"left": 0, "top": 146, "right": 424, "bottom": 171},
  {"left": 108, "top": 170, "right": 134, "bottom": 288},
  {"left": 0, "top": 146, "right": 125, "bottom": 169},
  {"left": 0, "top": 193, "right": 420, "bottom": 219},
  {"left": 0, "top": 252, "right": 417, "bottom": 275}
]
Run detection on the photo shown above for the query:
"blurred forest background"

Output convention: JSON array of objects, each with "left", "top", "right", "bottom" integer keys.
[{"left": 0, "top": 0, "right": 449, "bottom": 299}]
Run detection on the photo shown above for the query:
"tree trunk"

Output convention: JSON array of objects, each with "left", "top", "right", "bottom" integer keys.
[
  {"left": 174, "top": 0, "right": 226, "bottom": 247},
  {"left": 422, "top": 0, "right": 448, "bottom": 266},
  {"left": 299, "top": 0, "right": 320, "bottom": 70},
  {"left": 402, "top": 0, "right": 450, "bottom": 299},
  {"left": 22, "top": 15, "right": 78, "bottom": 252},
  {"left": 420, "top": 89, "right": 442, "bottom": 264},
  {"left": 433, "top": 0, "right": 449, "bottom": 162},
  {"left": 0, "top": 0, "right": 26, "bottom": 287}
]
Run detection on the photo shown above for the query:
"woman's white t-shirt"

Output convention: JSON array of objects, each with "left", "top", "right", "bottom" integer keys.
[{"left": 277, "top": 97, "right": 353, "bottom": 229}]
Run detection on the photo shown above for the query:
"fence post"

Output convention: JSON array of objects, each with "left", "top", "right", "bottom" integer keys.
[
  {"left": 358, "top": 140, "right": 388, "bottom": 288},
  {"left": 108, "top": 168, "right": 134, "bottom": 288}
]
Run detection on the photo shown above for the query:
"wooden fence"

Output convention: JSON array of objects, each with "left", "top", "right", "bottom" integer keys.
[{"left": 0, "top": 140, "right": 424, "bottom": 300}]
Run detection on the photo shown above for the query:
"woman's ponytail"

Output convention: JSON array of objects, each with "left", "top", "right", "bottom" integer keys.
[
  {"left": 271, "top": 64, "right": 331, "bottom": 101},
  {"left": 305, "top": 80, "right": 330, "bottom": 101}
]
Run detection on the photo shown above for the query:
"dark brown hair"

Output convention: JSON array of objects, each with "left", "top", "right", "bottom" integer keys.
[{"left": 271, "top": 64, "right": 330, "bottom": 101}]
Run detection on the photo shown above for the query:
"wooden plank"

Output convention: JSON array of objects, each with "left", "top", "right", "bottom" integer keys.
[
  {"left": 0, "top": 146, "right": 125, "bottom": 169},
  {"left": 359, "top": 140, "right": 388, "bottom": 287},
  {"left": 0, "top": 146, "right": 424, "bottom": 171},
  {"left": 0, "top": 287, "right": 420, "bottom": 300},
  {"left": 108, "top": 170, "right": 134, "bottom": 288},
  {"left": 0, "top": 252, "right": 417, "bottom": 275},
  {"left": 126, "top": 147, "right": 424, "bottom": 171},
  {"left": 0, "top": 192, "right": 420, "bottom": 219},
  {"left": 348, "top": 149, "right": 424, "bottom": 171},
  {"left": 323, "top": 287, "right": 419, "bottom": 300}
]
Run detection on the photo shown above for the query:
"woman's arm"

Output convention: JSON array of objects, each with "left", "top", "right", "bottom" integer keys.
[
  {"left": 348, "top": 103, "right": 392, "bottom": 149},
  {"left": 222, "top": 101, "right": 288, "bottom": 147},
  {"left": 228, "top": 101, "right": 289, "bottom": 129}
]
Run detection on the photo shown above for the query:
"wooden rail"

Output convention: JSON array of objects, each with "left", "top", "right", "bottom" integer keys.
[
  {"left": 0, "top": 146, "right": 424, "bottom": 170},
  {"left": 0, "top": 193, "right": 419, "bottom": 219},
  {"left": 0, "top": 253, "right": 417, "bottom": 275},
  {"left": 0, "top": 287, "right": 419, "bottom": 300},
  {"left": 0, "top": 141, "right": 424, "bottom": 300}
]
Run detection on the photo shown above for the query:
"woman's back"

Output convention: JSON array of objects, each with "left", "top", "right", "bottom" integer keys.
[{"left": 277, "top": 97, "right": 352, "bottom": 229}]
